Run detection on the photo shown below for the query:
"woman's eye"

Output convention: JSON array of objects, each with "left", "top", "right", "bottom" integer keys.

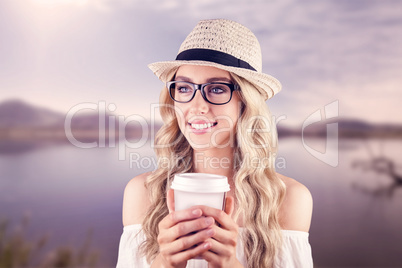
[
  {"left": 177, "top": 85, "right": 192, "bottom": 93},
  {"left": 210, "top": 87, "right": 226, "bottom": 94}
]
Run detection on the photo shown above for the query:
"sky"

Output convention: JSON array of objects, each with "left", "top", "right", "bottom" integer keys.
[{"left": 1, "top": 0, "right": 402, "bottom": 127}]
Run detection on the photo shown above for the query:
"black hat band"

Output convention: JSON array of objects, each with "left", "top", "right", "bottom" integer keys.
[{"left": 175, "top": 48, "right": 257, "bottom": 72}]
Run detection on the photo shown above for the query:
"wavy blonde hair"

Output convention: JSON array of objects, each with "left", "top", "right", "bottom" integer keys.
[{"left": 140, "top": 70, "right": 286, "bottom": 267}]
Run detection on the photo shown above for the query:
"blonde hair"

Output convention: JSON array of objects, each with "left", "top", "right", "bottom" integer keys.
[{"left": 140, "top": 71, "right": 286, "bottom": 267}]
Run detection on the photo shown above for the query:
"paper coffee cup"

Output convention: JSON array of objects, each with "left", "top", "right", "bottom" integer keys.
[{"left": 171, "top": 173, "right": 230, "bottom": 211}]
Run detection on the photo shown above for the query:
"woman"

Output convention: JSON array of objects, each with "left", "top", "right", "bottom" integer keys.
[{"left": 117, "top": 19, "right": 313, "bottom": 267}]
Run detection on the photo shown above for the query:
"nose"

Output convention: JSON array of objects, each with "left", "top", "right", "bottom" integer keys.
[{"left": 190, "top": 90, "right": 209, "bottom": 114}]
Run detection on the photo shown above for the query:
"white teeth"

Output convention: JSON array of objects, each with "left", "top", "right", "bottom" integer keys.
[{"left": 191, "top": 122, "right": 215, "bottom": 130}]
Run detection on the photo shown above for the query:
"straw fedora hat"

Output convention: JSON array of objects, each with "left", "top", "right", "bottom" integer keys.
[{"left": 148, "top": 19, "right": 281, "bottom": 100}]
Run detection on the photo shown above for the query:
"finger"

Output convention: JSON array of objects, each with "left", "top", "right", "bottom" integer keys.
[
  {"left": 206, "top": 224, "right": 238, "bottom": 248},
  {"left": 161, "top": 227, "right": 215, "bottom": 255},
  {"left": 200, "top": 238, "right": 237, "bottom": 265},
  {"left": 159, "top": 208, "right": 203, "bottom": 229},
  {"left": 197, "top": 206, "right": 238, "bottom": 231},
  {"left": 160, "top": 216, "right": 215, "bottom": 243},
  {"left": 224, "top": 196, "right": 234, "bottom": 216},
  {"left": 200, "top": 246, "right": 222, "bottom": 266},
  {"left": 167, "top": 189, "right": 175, "bottom": 213},
  {"left": 164, "top": 241, "right": 212, "bottom": 266},
  {"left": 207, "top": 229, "right": 237, "bottom": 254}
]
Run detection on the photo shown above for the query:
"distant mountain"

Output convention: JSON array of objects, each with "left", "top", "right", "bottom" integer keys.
[
  {"left": 337, "top": 118, "right": 374, "bottom": 131},
  {"left": 0, "top": 99, "right": 152, "bottom": 152},
  {"left": 1, "top": 99, "right": 401, "bottom": 139},
  {"left": 0, "top": 99, "right": 153, "bottom": 143},
  {"left": 0, "top": 99, "right": 131, "bottom": 130},
  {"left": 0, "top": 99, "right": 64, "bottom": 128},
  {"left": 282, "top": 117, "right": 402, "bottom": 138}
]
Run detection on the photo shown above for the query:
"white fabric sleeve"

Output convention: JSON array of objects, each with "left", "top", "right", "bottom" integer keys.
[
  {"left": 116, "top": 224, "right": 149, "bottom": 268},
  {"left": 275, "top": 230, "right": 313, "bottom": 268}
]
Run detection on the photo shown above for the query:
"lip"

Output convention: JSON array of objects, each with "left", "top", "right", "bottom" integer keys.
[{"left": 187, "top": 120, "right": 218, "bottom": 134}]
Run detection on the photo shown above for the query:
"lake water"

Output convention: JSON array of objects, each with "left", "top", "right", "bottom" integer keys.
[{"left": 1, "top": 137, "right": 402, "bottom": 267}]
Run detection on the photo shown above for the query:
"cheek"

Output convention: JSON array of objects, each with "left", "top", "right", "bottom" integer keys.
[{"left": 218, "top": 104, "right": 241, "bottom": 126}]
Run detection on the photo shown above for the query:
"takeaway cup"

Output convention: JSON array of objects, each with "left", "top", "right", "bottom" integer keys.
[{"left": 171, "top": 173, "right": 230, "bottom": 212}]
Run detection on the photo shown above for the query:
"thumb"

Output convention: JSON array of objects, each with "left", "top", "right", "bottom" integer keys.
[
  {"left": 167, "top": 189, "right": 175, "bottom": 213},
  {"left": 224, "top": 196, "right": 235, "bottom": 216}
]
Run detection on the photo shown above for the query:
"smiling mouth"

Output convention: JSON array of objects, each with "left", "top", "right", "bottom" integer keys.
[{"left": 188, "top": 122, "right": 218, "bottom": 130}]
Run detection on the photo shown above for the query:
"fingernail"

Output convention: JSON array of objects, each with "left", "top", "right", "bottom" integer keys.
[
  {"left": 207, "top": 229, "right": 214, "bottom": 236},
  {"left": 203, "top": 242, "right": 210, "bottom": 249},
  {"left": 205, "top": 217, "right": 214, "bottom": 225},
  {"left": 192, "top": 209, "right": 201, "bottom": 215}
]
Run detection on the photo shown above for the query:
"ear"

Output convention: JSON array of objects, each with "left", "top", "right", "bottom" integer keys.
[
  {"left": 224, "top": 195, "right": 235, "bottom": 216},
  {"left": 167, "top": 189, "right": 175, "bottom": 213}
]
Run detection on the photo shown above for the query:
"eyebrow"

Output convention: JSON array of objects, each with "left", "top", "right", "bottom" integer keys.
[{"left": 175, "top": 76, "right": 233, "bottom": 83}]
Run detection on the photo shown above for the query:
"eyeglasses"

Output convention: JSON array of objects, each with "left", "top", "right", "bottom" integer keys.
[{"left": 166, "top": 81, "right": 240, "bottom": 105}]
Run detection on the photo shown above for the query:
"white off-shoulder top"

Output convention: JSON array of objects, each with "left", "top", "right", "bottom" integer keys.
[{"left": 116, "top": 224, "right": 313, "bottom": 268}]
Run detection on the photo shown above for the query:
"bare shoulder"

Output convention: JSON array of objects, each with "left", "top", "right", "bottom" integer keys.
[
  {"left": 122, "top": 171, "right": 152, "bottom": 226},
  {"left": 277, "top": 172, "right": 313, "bottom": 232}
]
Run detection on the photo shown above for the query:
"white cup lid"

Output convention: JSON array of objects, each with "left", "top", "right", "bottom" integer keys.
[{"left": 171, "top": 173, "right": 230, "bottom": 193}]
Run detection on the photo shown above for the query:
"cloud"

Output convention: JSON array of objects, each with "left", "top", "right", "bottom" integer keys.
[
  {"left": 246, "top": 0, "right": 402, "bottom": 124},
  {"left": 261, "top": 0, "right": 402, "bottom": 87}
]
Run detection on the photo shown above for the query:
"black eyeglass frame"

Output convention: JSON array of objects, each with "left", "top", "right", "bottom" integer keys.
[{"left": 166, "top": 81, "right": 240, "bottom": 105}]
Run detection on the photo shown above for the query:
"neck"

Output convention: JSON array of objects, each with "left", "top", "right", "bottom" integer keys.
[{"left": 192, "top": 147, "right": 235, "bottom": 179}]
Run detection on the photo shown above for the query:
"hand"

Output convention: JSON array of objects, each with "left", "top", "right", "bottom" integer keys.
[
  {"left": 198, "top": 196, "right": 243, "bottom": 268},
  {"left": 155, "top": 189, "right": 216, "bottom": 268}
]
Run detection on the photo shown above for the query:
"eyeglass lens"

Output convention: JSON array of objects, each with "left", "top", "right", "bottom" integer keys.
[{"left": 169, "top": 82, "right": 232, "bottom": 104}]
